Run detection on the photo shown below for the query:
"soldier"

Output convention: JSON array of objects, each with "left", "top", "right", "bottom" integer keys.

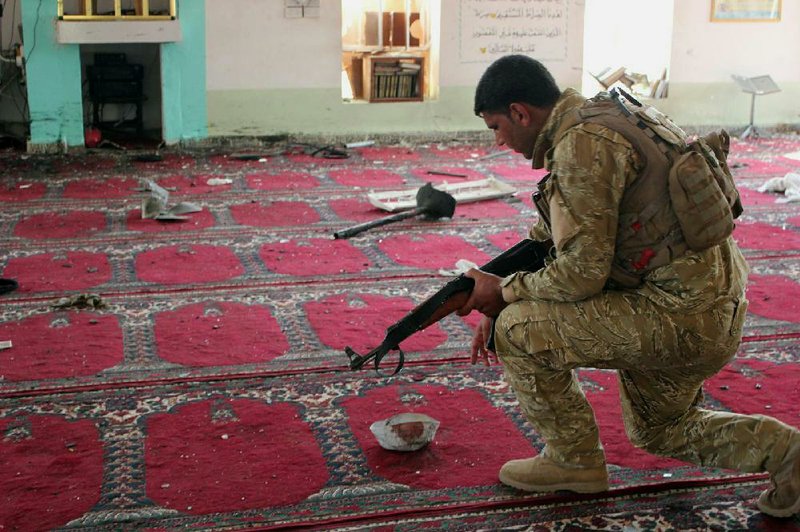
[{"left": 457, "top": 54, "right": 800, "bottom": 518}]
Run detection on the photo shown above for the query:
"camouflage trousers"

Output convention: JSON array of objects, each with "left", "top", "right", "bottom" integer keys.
[{"left": 494, "top": 290, "right": 800, "bottom": 473}]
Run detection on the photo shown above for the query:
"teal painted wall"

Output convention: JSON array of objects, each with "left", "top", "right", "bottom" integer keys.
[
  {"left": 23, "top": 0, "right": 84, "bottom": 149},
  {"left": 23, "top": 0, "right": 207, "bottom": 150},
  {"left": 161, "top": 0, "right": 207, "bottom": 144}
]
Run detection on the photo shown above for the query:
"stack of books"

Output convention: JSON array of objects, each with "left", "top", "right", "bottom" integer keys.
[{"left": 372, "top": 60, "right": 421, "bottom": 100}]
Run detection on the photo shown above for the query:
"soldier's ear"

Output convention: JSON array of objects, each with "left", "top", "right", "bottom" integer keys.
[{"left": 508, "top": 103, "right": 532, "bottom": 126}]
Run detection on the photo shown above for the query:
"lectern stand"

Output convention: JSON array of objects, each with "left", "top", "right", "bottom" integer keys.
[{"left": 732, "top": 75, "right": 781, "bottom": 139}]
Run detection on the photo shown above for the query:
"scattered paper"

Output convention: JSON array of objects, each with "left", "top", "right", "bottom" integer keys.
[
  {"left": 439, "top": 259, "right": 479, "bottom": 277},
  {"left": 141, "top": 179, "right": 202, "bottom": 220},
  {"left": 169, "top": 202, "right": 204, "bottom": 215},
  {"left": 207, "top": 178, "right": 233, "bottom": 186},
  {"left": 0, "top": 341, "right": 11, "bottom": 350},
  {"left": 345, "top": 140, "right": 375, "bottom": 148},
  {"left": 477, "top": 149, "right": 512, "bottom": 160},
  {"left": 142, "top": 179, "right": 169, "bottom": 218}
]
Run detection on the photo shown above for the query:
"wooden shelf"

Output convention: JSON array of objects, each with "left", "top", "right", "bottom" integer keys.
[{"left": 363, "top": 55, "right": 424, "bottom": 103}]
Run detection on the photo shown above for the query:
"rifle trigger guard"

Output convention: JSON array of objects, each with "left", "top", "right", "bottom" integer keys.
[{"left": 376, "top": 347, "right": 404, "bottom": 376}]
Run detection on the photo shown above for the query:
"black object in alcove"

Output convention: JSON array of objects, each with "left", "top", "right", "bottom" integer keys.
[{"left": 88, "top": 53, "right": 145, "bottom": 134}]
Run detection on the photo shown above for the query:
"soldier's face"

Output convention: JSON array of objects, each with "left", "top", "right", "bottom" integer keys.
[{"left": 482, "top": 105, "right": 541, "bottom": 160}]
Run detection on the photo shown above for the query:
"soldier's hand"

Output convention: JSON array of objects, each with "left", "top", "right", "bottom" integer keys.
[
  {"left": 471, "top": 315, "right": 498, "bottom": 366},
  {"left": 456, "top": 268, "right": 506, "bottom": 318}
]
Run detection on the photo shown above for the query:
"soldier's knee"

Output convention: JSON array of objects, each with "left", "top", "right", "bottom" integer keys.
[
  {"left": 494, "top": 306, "right": 527, "bottom": 356},
  {"left": 496, "top": 303, "right": 550, "bottom": 352},
  {"left": 625, "top": 424, "right": 667, "bottom": 454}
]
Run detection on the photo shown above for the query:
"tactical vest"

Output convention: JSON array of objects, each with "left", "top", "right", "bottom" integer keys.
[{"left": 535, "top": 88, "right": 742, "bottom": 288}]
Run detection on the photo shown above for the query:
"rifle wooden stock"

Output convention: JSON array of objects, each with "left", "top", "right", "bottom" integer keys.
[
  {"left": 345, "top": 239, "right": 549, "bottom": 374},
  {"left": 417, "top": 290, "right": 471, "bottom": 331}
]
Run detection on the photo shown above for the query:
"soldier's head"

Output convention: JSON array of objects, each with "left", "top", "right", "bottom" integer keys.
[
  {"left": 474, "top": 55, "right": 561, "bottom": 115},
  {"left": 474, "top": 55, "right": 561, "bottom": 160}
]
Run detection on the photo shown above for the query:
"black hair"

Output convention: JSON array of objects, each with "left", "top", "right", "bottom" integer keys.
[{"left": 473, "top": 55, "right": 561, "bottom": 116}]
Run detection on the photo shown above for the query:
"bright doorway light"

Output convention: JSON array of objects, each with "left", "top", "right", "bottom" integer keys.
[{"left": 582, "top": 0, "right": 675, "bottom": 99}]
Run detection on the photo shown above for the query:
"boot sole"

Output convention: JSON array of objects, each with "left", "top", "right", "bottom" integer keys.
[{"left": 499, "top": 471, "right": 608, "bottom": 494}]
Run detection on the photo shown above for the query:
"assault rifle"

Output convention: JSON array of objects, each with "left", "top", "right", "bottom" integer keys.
[{"left": 345, "top": 238, "right": 550, "bottom": 375}]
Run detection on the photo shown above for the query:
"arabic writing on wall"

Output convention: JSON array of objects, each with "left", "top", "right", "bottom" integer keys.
[{"left": 459, "top": 0, "right": 569, "bottom": 63}]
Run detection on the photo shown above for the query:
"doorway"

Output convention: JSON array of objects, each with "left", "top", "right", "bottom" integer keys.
[
  {"left": 582, "top": 0, "right": 675, "bottom": 99},
  {"left": 341, "top": 0, "right": 441, "bottom": 103},
  {"left": 80, "top": 43, "right": 163, "bottom": 148}
]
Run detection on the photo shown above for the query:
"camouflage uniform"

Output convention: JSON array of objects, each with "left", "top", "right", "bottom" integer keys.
[{"left": 495, "top": 88, "right": 800, "bottom": 471}]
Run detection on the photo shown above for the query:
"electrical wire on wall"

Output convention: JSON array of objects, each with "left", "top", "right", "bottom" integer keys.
[{"left": 25, "top": 0, "right": 42, "bottom": 65}]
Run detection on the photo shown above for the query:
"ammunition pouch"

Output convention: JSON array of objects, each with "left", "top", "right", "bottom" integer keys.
[{"left": 669, "top": 131, "right": 741, "bottom": 251}]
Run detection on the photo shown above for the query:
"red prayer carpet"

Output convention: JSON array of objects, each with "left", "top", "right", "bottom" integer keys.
[{"left": 1, "top": 135, "right": 800, "bottom": 530}]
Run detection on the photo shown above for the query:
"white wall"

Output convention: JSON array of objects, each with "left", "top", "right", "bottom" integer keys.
[
  {"left": 440, "top": 0, "right": 585, "bottom": 88},
  {"left": 203, "top": 0, "right": 799, "bottom": 137},
  {"left": 671, "top": 0, "right": 800, "bottom": 83},
  {"left": 582, "top": 0, "right": 673, "bottom": 89},
  {"left": 206, "top": 0, "right": 342, "bottom": 90},
  {"left": 654, "top": 0, "right": 800, "bottom": 127},
  {"left": 206, "top": 0, "right": 584, "bottom": 91},
  {"left": 205, "top": 0, "right": 586, "bottom": 137}
]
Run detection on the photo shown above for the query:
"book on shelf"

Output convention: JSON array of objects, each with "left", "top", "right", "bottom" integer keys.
[
  {"left": 399, "top": 62, "right": 421, "bottom": 72},
  {"left": 369, "top": 58, "right": 422, "bottom": 100}
]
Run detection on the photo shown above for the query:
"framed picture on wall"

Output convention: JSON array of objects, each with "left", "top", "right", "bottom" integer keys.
[{"left": 711, "top": 0, "right": 781, "bottom": 22}]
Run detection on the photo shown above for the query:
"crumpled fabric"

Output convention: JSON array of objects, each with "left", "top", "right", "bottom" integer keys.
[
  {"left": 51, "top": 293, "right": 107, "bottom": 310},
  {"left": 758, "top": 172, "right": 800, "bottom": 203}
]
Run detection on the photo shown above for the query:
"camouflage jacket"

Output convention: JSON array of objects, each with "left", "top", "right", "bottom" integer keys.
[{"left": 501, "top": 88, "right": 749, "bottom": 313}]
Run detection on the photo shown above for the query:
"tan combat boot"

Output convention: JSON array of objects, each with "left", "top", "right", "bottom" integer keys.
[
  {"left": 757, "top": 439, "right": 800, "bottom": 518},
  {"left": 499, "top": 455, "right": 609, "bottom": 493}
]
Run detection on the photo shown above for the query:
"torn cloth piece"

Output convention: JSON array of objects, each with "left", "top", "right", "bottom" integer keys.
[
  {"left": 51, "top": 294, "right": 107, "bottom": 310},
  {"left": 757, "top": 172, "right": 800, "bottom": 203}
]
